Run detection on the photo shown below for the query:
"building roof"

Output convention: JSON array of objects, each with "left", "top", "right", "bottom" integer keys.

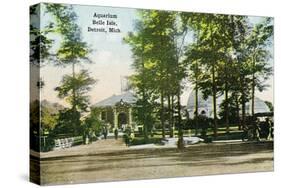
[
  {"left": 93, "top": 91, "right": 136, "bottom": 107},
  {"left": 187, "top": 90, "right": 270, "bottom": 118}
]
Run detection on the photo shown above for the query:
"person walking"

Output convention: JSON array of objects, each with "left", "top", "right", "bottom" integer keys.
[
  {"left": 102, "top": 126, "right": 108, "bottom": 140},
  {"left": 114, "top": 128, "right": 118, "bottom": 140}
]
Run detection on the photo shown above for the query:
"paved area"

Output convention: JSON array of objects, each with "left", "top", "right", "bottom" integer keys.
[
  {"left": 31, "top": 139, "right": 273, "bottom": 185},
  {"left": 36, "top": 139, "right": 127, "bottom": 159}
]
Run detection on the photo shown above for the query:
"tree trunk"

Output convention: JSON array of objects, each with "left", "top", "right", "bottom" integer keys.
[
  {"left": 141, "top": 39, "right": 148, "bottom": 141},
  {"left": 171, "top": 95, "right": 175, "bottom": 137},
  {"left": 72, "top": 62, "right": 76, "bottom": 111},
  {"left": 195, "top": 61, "right": 199, "bottom": 136},
  {"left": 251, "top": 54, "right": 256, "bottom": 117},
  {"left": 251, "top": 83, "right": 255, "bottom": 116},
  {"left": 225, "top": 89, "right": 229, "bottom": 133},
  {"left": 236, "top": 96, "right": 241, "bottom": 130},
  {"left": 212, "top": 64, "right": 218, "bottom": 137},
  {"left": 142, "top": 96, "right": 148, "bottom": 140},
  {"left": 225, "top": 58, "right": 230, "bottom": 134},
  {"left": 161, "top": 91, "right": 165, "bottom": 139},
  {"left": 195, "top": 85, "right": 199, "bottom": 136},
  {"left": 168, "top": 95, "right": 173, "bottom": 138},
  {"left": 177, "top": 88, "right": 184, "bottom": 149},
  {"left": 241, "top": 86, "right": 246, "bottom": 129},
  {"left": 251, "top": 74, "right": 255, "bottom": 117}
]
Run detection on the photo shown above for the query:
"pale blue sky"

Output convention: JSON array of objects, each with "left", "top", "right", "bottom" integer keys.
[
  {"left": 40, "top": 3, "right": 273, "bottom": 106},
  {"left": 41, "top": 4, "right": 136, "bottom": 105}
]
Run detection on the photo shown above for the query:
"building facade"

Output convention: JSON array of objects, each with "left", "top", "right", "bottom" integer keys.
[{"left": 92, "top": 92, "right": 136, "bottom": 130}]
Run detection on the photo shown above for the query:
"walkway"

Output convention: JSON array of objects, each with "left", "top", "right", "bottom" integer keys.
[
  {"left": 30, "top": 140, "right": 273, "bottom": 185},
  {"left": 37, "top": 138, "right": 127, "bottom": 159}
]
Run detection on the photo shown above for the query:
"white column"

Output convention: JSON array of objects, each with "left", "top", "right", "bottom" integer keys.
[
  {"left": 98, "top": 111, "right": 102, "bottom": 120},
  {"left": 113, "top": 107, "right": 118, "bottom": 129},
  {"left": 128, "top": 107, "right": 132, "bottom": 128}
]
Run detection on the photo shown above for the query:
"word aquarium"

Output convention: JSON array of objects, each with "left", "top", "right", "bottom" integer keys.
[{"left": 30, "top": 2, "right": 274, "bottom": 186}]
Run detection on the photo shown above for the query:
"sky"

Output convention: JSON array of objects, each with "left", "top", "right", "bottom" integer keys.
[{"left": 39, "top": 3, "right": 274, "bottom": 106}]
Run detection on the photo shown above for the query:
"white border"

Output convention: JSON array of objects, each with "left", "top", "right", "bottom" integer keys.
[{"left": 0, "top": 0, "right": 279, "bottom": 188}]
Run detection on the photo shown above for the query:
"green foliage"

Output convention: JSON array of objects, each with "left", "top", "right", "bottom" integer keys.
[
  {"left": 45, "top": 3, "right": 92, "bottom": 66},
  {"left": 30, "top": 100, "right": 40, "bottom": 151},
  {"left": 30, "top": 100, "right": 40, "bottom": 129},
  {"left": 30, "top": 4, "right": 98, "bottom": 147},
  {"left": 51, "top": 108, "right": 82, "bottom": 137},
  {"left": 124, "top": 10, "right": 188, "bottom": 143},
  {"left": 30, "top": 5, "right": 54, "bottom": 66},
  {"left": 130, "top": 137, "right": 162, "bottom": 146},
  {"left": 133, "top": 99, "right": 157, "bottom": 133},
  {"left": 46, "top": 3, "right": 96, "bottom": 118},
  {"left": 55, "top": 70, "right": 97, "bottom": 112},
  {"left": 32, "top": 5, "right": 273, "bottom": 147},
  {"left": 126, "top": 11, "right": 273, "bottom": 141},
  {"left": 183, "top": 14, "right": 273, "bottom": 133},
  {"left": 41, "top": 106, "right": 58, "bottom": 131},
  {"left": 83, "top": 109, "right": 104, "bottom": 138},
  {"left": 219, "top": 97, "right": 240, "bottom": 124}
]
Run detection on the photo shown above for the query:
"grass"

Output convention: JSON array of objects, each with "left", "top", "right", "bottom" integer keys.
[
  {"left": 133, "top": 125, "right": 244, "bottom": 143},
  {"left": 152, "top": 126, "right": 241, "bottom": 135},
  {"left": 130, "top": 137, "right": 163, "bottom": 146}
]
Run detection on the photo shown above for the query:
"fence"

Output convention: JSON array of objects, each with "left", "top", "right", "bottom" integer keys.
[{"left": 54, "top": 136, "right": 83, "bottom": 150}]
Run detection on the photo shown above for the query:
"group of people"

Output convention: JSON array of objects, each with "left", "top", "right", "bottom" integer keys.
[
  {"left": 242, "top": 117, "right": 274, "bottom": 141},
  {"left": 102, "top": 124, "right": 133, "bottom": 146},
  {"left": 101, "top": 125, "right": 119, "bottom": 140}
]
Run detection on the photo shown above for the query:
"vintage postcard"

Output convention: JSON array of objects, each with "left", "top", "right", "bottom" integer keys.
[{"left": 30, "top": 2, "right": 274, "bottom": 185}]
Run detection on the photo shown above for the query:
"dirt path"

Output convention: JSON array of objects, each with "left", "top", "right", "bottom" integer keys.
[
  {"left": 35, "top": 139, "right": 127, "bottom": 159},
  {"left": 33, "top": 141, "right": 273, "bottom": 185}
]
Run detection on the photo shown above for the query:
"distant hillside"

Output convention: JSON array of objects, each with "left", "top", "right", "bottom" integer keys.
[{"left": 41, "top": 100, "right": 65, "bottom": 114}]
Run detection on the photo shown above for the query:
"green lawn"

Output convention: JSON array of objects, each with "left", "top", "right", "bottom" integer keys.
[
  {"left": 133, "top": 125, "right": 244, "bottom": 144},
  {"left": 130, "top": 137, "right": 163, "bottom": 145}
]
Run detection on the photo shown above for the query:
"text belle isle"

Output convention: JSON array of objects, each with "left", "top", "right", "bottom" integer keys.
[{"left": 88, "top": 13, "right": 121, "bottom": 33}]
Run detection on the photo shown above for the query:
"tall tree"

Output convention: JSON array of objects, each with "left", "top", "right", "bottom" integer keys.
[
  {"left": 217, "top": 15, "right": 249, "bottom": 133},
  {"left": 230, "top": 17, "right": 251, "bottom": 129},
  {"left": 125, "top": 10, "right": 189, "bottom": 147},
  {"left": 125, "top": 10, "right": 178, "bottom": 139},
  {"left": 182, "top": 13, "right": 206, "bottom": 136},
  {"left": 55, "top": 70, "right": 96, "bottom": 135},
  {"left": 55, "top": 70, "right": 97, "bottom": 112},
  {"left": 46, "top": 4, "right": 93, "bottom": 111},
  {"left": 124, "top": 19, "right": 158, "bottom": 141},
  {"left": 184, "top": 14, "right": 227, "bottom": 137},
  {"left": 45, "top": 4, "right": 96, "bottom": 136},
  {"left": 183, "top": 14, "right": 253, "bottom": 136},
  {"left": 30, "top": 5, "right": 54, "bottom": 67},
  {"left": 246, "top": 18, "right": 273, "bottom": 116}
]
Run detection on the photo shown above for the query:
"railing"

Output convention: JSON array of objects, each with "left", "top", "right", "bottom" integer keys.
[{"left": 54, "top": 136, "right": 83, "bottom": 150}]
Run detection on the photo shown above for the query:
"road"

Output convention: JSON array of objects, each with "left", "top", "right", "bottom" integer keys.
[{"left": 30, "top": 140, "right": 273, "bottom": 185}]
